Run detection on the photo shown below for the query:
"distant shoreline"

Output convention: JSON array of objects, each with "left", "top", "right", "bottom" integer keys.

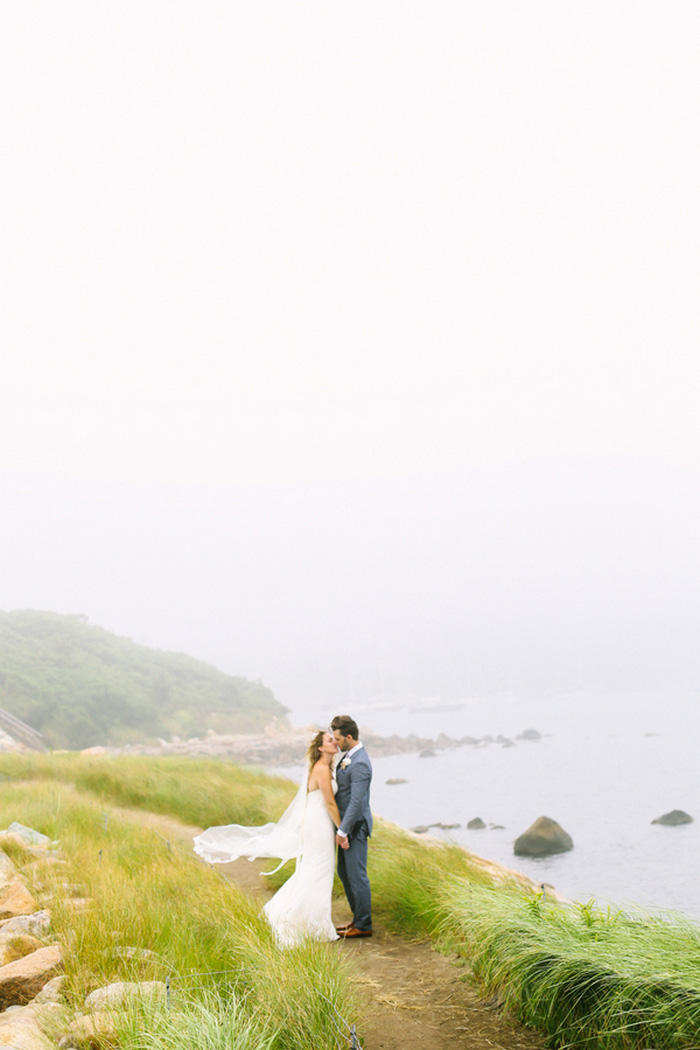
[{"left": 84, "top": 721, "right": 542, "bottom": 766}]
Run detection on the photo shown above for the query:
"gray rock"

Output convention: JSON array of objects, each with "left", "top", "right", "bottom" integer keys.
[
  {"left": 419, "top": 749, "right": 437, "bottom": 758},
  {"left": 517, "top": 729, "right": 542, "bottom": 741},
  {"left": 514, "top": 816, "right": 574, "bottom": 857},
  {"left": 467, "top": 818, "right": 486, "bottom": 830},
  {"left": 0, "top": 913, "right": 51, "bottom": 939},
  {"left": 652, "top": 809, "right": 694, "bottom": 826},
  {"left": 5, "top": 825, "right": 51, "bottom": 849},
  {"left": 32, "top": 975, "right": 67, "bottom": 1003},
  {"left": 386, "top": 778, "right": 408, "bottom": 786},
  {"left": 84, "top": 980, "right": 166, "bottom": 1011},
  {"left": 410, "top": 825, "right": 430, "bottom": 834}
]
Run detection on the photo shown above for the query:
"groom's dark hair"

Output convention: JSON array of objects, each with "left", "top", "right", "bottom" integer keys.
[{"left": 331, "top": 715, "right": 359, "bottom": 740}]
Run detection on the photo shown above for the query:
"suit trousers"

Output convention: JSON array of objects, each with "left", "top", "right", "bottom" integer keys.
[{"left": 337, "top": 819, "right": 372, "bottom": 931}]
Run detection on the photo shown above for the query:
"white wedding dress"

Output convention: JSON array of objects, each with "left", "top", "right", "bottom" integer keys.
[
  {"left": 263, "top": 786, "right": 338, "bottom": 947},
  {"left": 193, "top": 775, "right": 338, "bottom": 948}
]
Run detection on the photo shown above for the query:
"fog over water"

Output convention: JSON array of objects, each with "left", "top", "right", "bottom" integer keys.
[{"left": 1, "top": 7, "right": 698, "bottom": 726}]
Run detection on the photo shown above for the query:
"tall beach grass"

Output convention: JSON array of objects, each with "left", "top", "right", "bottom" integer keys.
[
  {"left": 1, "top": 753, "right": 699, "bottom": 1048},
  {"left": 440, "top": 880, "right": 700, "bottom": 1050},
  {"left": 0, "top": 777, "right": 359, "bottom": 1050}
]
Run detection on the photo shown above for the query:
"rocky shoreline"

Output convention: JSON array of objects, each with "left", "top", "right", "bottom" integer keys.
[{"left": 86, "top": 723, "right": 543, "bottom": 767}]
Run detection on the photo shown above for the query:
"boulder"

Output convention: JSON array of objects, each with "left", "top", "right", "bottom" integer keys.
[
  {"left": 0, "top": 833, "right": 45, "bottom": 861},
  {"left": 410, "top": 825, "right": 430, "bottom": 834},
  {"left": 4, "top": 826, "right": 51, "bottom": 850},
  {"left": 386, "top": 778, "right": 408, "bottom": 786},
  {"left": 467, "top": 818, "right": 486, "bottom": 830},
  {"left": 84, "top": 980, "right": 166, "bottom": 1012},
  {"left": 436, "top": 733, "right": 457, "bottom": 748},
  {"left": 0, "top": 854, "right": 17, "bottom": 893},
  {"left": 0, "top": 883, "right": 37, "bottom": 920},
  {"left": 31, "top": 975, "right": 67, "bottom": 1004},
  {"left": 419, "top": 749, "right": 437, "bottom": 758},
  {"left": 60, "top": 1011, "right": 118, "bottom": 1049},
  {"left": 517, "top": 729, "right": 542, "bottom": 741},
  {"left": 514, "top": 817, "right": 573, "bottom": 857},
  {"left": 652, "top": 810, "right": 694, "bottom": 826},
  {"left": 0, "top": 945, "right": 62, "bottom": 1009},
  {"left": 0, "top": 935, "right": 43, "bottom": 967},
  {"left": 0, "top": 913, "right": 51, "bottom": 939},
  {"left": 0, "top": 1007, "right": 55, "bottom": 1050}
]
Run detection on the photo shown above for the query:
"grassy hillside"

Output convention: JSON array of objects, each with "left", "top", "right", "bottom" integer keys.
[{"left": 0, "top": 610, "right": 287, "bottom": 748}]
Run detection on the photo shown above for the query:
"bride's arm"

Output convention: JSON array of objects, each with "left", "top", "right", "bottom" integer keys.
[{"left": 316, "top": 764, "right": 342, "bottom": 828}]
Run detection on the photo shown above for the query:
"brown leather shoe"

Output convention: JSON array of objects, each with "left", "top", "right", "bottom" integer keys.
[
  {"left": 340, "top": 925, "right": 372, "bottom": 938},
  {"left": 335, "top": 922, "right": 354, "bottom": 933}
]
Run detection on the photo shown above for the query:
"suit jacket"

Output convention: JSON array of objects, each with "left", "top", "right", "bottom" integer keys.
[{"left": 335, "top": 745, "right": 373, "bottom": 837}]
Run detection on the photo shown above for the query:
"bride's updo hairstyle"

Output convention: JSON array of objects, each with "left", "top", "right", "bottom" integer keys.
[{"left": 306, "top": 730, "right": 327, "bottom": 771}]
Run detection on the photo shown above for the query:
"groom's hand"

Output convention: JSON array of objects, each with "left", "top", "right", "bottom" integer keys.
[{"left": 336, "top": 832, "right": 349, "bottom": 850}]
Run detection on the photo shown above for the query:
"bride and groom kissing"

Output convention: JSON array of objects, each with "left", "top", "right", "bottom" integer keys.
[{"left": 193, "top": 714, "right": 373, "bottom": 947}]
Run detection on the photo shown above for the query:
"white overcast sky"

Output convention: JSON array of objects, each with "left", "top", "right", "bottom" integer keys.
[{"left": 1, "top": 3, "right": 698, "bottom": 709}]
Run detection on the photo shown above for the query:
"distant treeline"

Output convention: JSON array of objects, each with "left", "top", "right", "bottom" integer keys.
[{"left": 0, "top": 609, "right": 287, "bottom": 749}]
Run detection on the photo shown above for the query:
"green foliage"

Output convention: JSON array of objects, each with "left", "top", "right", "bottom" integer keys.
[
  {"left": 440, "top": 880, "right": 700, "bottom": 1050},
  {"left": 0, "top": 609, "right": 287, "bottom": 748}
]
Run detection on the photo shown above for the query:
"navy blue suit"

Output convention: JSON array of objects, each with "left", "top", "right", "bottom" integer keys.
[{"left": 335, "top": 745, "right": 372, "bottom": 931}]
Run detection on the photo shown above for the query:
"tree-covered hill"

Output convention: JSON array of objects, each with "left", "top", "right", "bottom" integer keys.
[{"left": 0, "top": 610, "right": 288, "bottom": 749}]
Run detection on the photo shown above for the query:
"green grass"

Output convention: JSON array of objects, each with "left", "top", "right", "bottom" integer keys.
[
  {"left": 439, "top": 880, "right": 700, "bottom": 1050},
  {"left": 115, "top": 991, "right": 277, "bottom": 1050},
  {"left": 0, "top": 777, "right": 358, "bottom": 1050},
  {"left": 2, "top": 752, "right": 699, "bottom": 1049},
  {"left": 0, "top": 752, "right": 296, "bottom": 827}
]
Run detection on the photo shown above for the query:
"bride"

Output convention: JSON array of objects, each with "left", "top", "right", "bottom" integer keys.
[{"left": 193, "top": 731, "right": 341, "bottom": 947}]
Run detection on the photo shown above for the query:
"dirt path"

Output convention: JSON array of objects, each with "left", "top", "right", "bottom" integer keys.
[
  {"left": 220, "top": 856, "right": 544, "bottom": 1050},
  {"left": 114, "top": 804, "right": 544, "bottom": 1050}
]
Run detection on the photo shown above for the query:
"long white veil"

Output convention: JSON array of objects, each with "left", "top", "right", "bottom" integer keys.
[{"left": 193, "top": 768, "right": 309, "bottom": 874}]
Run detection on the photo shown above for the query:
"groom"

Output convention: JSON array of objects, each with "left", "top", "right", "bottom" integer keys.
[{"left": 331, "top": 714, "right": 373, "bottom": 938}]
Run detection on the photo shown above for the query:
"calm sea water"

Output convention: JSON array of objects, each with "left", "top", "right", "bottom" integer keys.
[{"left": 283, "top": 690, "right": 700, "bottom": 918}]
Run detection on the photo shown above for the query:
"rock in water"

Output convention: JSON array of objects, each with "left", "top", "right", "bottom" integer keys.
[
  {"left": 652, "top": 809, "right": 694, "bottom": 826},
  {"left": 386, "top": 778, "right": 408, "bottom": 785},
  {"left": 514, "top": 816, "right": 573, "bottom": 857},
  {"left": 467, "top": 818, "right": 486, "bottom": 829}
]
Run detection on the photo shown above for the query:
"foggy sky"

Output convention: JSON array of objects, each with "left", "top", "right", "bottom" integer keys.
[{"left": 1, "top": 3, "right": 698, "bottom": 710}]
